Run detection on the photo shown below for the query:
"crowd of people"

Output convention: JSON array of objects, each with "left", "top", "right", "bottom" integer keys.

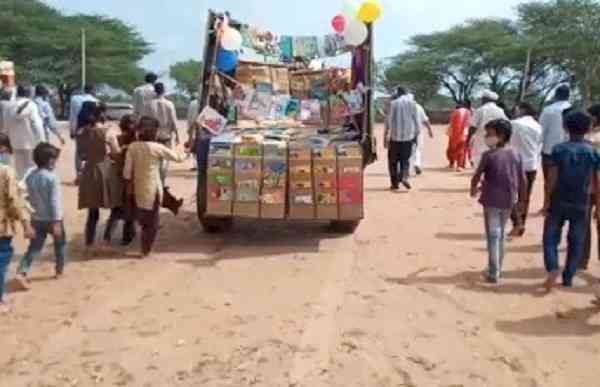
[
  {"left": 385, "top": 84, "right": 600, "bottom": 305},
  {"left": 0, "top": 72, "right": 194, "bottom": 313},
  {"left": 2, "top": 73, "right": 600, "bottom": 313}
]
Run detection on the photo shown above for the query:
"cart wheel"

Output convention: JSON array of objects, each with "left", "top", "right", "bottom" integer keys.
[
  {"left": 329, "top": 220, "right": 361, "bottom": 234},
  {"left": 201, "top": 216, "right": 234, "bottom": 233}
]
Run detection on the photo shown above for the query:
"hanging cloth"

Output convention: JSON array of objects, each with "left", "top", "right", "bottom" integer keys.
[
  {"left": 279, "top": 36, "right": 293, "bottom": 63},
  {"left": 293, "top": 36, "right": 319, "bottom": 59}
]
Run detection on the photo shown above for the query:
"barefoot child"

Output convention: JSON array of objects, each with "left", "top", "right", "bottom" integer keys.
[
  {"left": 543, "top": 111, "right": 600, "bottom": 290},
  {"left": 16, "top": 142, "right": 67, "bottom": 288},
  {"left": 0, "top": 134, "right": 34, "bottom": 312},
  {"left": 471, "top": 119, "right": 527, "bottom": 284}
]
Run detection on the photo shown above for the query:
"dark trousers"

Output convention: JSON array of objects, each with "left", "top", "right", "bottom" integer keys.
[
  {"left": 388, "top": 140, "right": 413, "bottom": 188},
  {"left": 0, "top": 237, "right": 13, "bottom": 302},
  {"left": 86, "top": 209, "right": 100, "bottom": 246},
  {"left": 137, "top": 196, "right": 160, "bottom": 255},
  {"left": 543, "top": 204, "right": 587, "bottom": 286},
  {"left": 511, "top": 171, "right": 537, "bottom": 229},
  {"left": 581, "top": 194, "right": 600, "bottom": 269},
  {"left": 104, "top": 207, "right": 136, "bottom": 244}
]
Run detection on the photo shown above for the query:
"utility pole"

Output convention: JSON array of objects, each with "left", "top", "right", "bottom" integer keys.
[
  {"left": 520, "top": 48, "right": 532, "bottom": 103},
  {"left": 81, "top": 28, "right": 86, "bottom": 91}
]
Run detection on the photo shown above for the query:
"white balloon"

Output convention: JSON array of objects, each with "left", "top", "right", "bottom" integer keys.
[
  {"left": 341, "top": 0, "right": 360, "bottom": 19},
  {"left": 343, "top": 19, "right": 368, "bottom": 46},
  {"left": 221, "top": 27, "right": 242, "bottom": 51}
]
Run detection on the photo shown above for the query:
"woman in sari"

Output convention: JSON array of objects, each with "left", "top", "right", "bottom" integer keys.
[{"left": 446, "top": 101, "right": 471, "bottom": 171}]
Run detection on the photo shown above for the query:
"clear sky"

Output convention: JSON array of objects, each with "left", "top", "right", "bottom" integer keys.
[{"left": 45, "top": 0, "right": 524, "bottom": 77}]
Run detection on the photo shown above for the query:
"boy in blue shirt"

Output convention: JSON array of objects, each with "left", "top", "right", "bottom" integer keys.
[
  {"left": 543, "top": 111, "right": 600, "bottom": 290},
  {"left": 15, "top": 142, "right": 67, "bottom": 290}
]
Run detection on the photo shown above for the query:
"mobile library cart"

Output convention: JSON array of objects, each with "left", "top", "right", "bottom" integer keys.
[{"left": 195, "top": 8, "right": 378, "bottom": 233}]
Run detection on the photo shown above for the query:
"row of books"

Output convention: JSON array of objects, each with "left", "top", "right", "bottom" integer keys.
[{"left": 206, "top": 133, "right": 363, "bottom": 221}]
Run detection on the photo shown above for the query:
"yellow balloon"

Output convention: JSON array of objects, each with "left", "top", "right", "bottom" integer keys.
[{"left": 358, "top": 0, "right": 382, "bottom": 23}]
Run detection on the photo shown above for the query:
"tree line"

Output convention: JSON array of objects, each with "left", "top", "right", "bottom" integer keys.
[
  {"left": 169, "top": 59, "right": 203, "bottom": 96},
  {"left": 0, "top": 0, "right": 152, "bottom": 116},
  {"left": 379, "top": 0, "right": 600, "bottom": 109}
]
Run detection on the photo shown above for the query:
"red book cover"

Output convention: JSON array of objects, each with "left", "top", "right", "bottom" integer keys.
[
  {"left": 338, "top": 175, "right": 361, "bottom": 190},
  {"left": 339, "top": 189, "right": 362, "bottom": 204}
]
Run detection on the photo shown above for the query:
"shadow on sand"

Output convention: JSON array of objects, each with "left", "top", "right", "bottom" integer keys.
[
  {"left": 45, "top": 208, "right": 348, "bottom": 270},
  {"left": 384, "top": 267, "right": 598, "bottom": 298},
  {"left": 495, "top": 305, "right": 600, "bottom": 337},
  {"left": 419, "top": 188, "right": 470, "bottom": 194},
  {"left": 435, "top": 232, "right": 483, "bottom": 241},
  {"left": 168, "top": 216, "right": 348, "bottom": 268}
]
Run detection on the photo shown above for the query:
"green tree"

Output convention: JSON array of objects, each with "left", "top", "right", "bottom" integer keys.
[
  {"left": 378, "top": 53, "right": 440, "bottom": 105},
  {"left": 517, "top": 54, "right": 572, "bottom": 110},
  {"left": 379, "top": 19, "right": 527, "bottom": 104},
  {"left": 0, "top": 0, "right": 152, "bottom": 116},
  {"left": 170, "top": 60, "right": 203, "bottom": 95},
  {"left": 518, "top": 0, "right": 600, "bottom": 106}
]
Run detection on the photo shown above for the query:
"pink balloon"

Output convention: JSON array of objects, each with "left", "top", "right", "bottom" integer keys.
[{"left": 332, "top": 14, "right": 346, "bottom": 33}]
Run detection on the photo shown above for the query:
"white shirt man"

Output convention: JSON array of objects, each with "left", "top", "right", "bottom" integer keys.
[
  {"left": 148, "top": 83, "right": 180, "bottom": 185},
  {"left": 149, "top": 96, "right": 179, "bottom": 145},
  {"left": 469, "top": 90, "right": 507, "bottom": 167},
  {"left": 539, "top": 85, "right": 572, "bottom": 199},
  {"left": 409, "top": 98, "right": 433, "bottom": 174},
  {"left": 540, "top": 100, "right": 571, "bottom": 156},
  {"left": 384, "top": 90, "right": 420, "bottom": 190},
  {"left": 385, "top": 94, "right": 419, "bottom": 143},
  {"left": 511, "top": 115, "right": 543, "bottom": 173},
  {"left": 134, "top": 73, "right": 158, "bottom": 117},
  {"left": 509, "top": 104, "right": 543, "bottom": 236},
  {"left": 6, "top": 89, "right": 46, "bottom": 179}
]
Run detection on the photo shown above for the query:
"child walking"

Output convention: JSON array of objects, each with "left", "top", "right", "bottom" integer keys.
[
  {"left": 543, "top": 111, "right": 600, "bottom": 290},
  {"left": 471, "top": 119, "right": 527, "bottom": 284},
  {"left": 0, "top": 134, "right": 34, "bottom": 312},
  {"left": 16, "top": 142, "right": 67, "bottom": 289},
  {"left": 103, "top": 114, "right": 138, "bottom": 246},
  {"left": 124, "top": 117, "right": 188, "bottom": 258}
]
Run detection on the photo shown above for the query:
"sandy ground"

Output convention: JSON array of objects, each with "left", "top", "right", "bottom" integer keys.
[{"left": 0, "top": 123, "right": 599, "bottom": 387}]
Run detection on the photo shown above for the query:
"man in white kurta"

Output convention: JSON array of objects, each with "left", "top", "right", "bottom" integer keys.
[
  {"left": 148, "top": 83, "right": 180, "bottom": 185},
  {"left": 468, "top": 90, "right": 507, "bottom": 168},
  {"left": 5, "top": 86, "right": 46, "bottom": 180},
  {"left": 133, "top": 72, "right": 158, "bottom": 117},
  {"left": 409, "top": 96, "right": 434, "bottom": 175}
]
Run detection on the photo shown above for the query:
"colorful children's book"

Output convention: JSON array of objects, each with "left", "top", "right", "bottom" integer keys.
[{"left": 197, "top": 106, "right": 228, "bottom": 135}]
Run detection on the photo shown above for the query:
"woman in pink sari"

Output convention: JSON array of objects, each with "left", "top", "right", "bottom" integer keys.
[{"left": 446, "top": 101, "right": 471, "bottom": 171}]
